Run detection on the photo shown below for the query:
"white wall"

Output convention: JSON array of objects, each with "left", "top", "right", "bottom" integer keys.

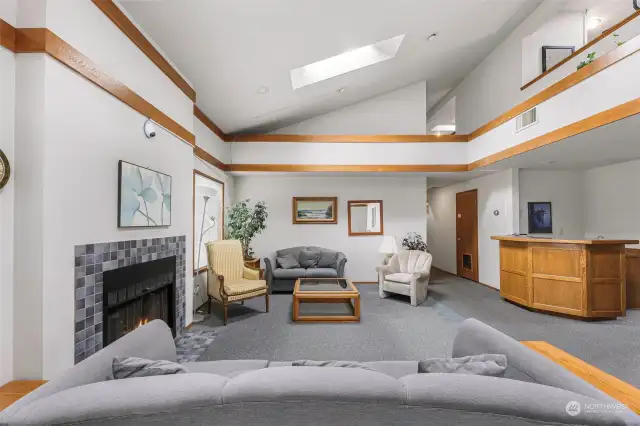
[
  {"left": 11, "top": 0, "right": 198, "bottom": 380},
  {"left": 430, "top": 1, "right": 561, "bottom": 134},
  {"left": 44, "top": 0, "right": 194, "bottom": 133},
  {"left": 521, "top": 12, "right": 584, "bottom": 85},
  {"left": 427, "top": 169, "right": 519, "bottom": 289},
  {"left": 275, "top": 81, "right": 427, "bottom": 135},
  {"left": 192, "top": 109, "right": 236, "bottom": 312},
  {"left": 13, "top": 54, "right": 46, "bottom": 380},
  {"left": 231, "top": 141, "right": 468, "bottom": 165},
  {"left": 584, "top": 159, "right": 640, "bottom": 248},
  {"left": 234, "top": 176, "right": 426, "bottom": 282},
  {"left": 518, "top": 169, "right": 585, "bottom": 237},
  {"left": 0, "top": 0, "right": 16, "bottom": 385},
  {"left": 195, "top": 118, "right": 231, "bottom": 164}
]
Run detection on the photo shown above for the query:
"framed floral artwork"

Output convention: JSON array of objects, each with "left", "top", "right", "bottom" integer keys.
[{"left": 118, "top": 160, "right": 172, "bottom": 228}]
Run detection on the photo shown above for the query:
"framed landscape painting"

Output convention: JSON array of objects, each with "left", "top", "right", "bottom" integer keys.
[
  {"left": 293, "top": 197, "right": 338, "bottom": 224},
  {"left": 118, "top": 160, "right": 172, "bottom": 228}
]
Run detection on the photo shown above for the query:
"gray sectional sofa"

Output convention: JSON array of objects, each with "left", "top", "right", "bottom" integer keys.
[
  {"left": 1, "top": 319, "right": 638, "bottom": 425},
  {"left": 264, "top": 246, "right": 347, "bottom": 292}
]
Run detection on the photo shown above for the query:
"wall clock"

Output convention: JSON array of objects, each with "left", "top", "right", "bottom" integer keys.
[{"left": 0, "top": 149, "right": 10, "bottom": 190}]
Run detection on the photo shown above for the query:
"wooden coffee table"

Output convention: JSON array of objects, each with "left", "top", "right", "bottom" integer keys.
[{"left": 293, "top": 278, "right": 360, "bottom": 322}]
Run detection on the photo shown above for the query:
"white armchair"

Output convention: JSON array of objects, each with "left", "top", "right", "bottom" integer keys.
[{"left": 376, "top": 250, "right": 432, "bottom": 306}]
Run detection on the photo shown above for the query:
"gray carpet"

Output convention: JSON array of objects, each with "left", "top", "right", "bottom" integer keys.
[{"left": 193, "top": 269, "right": 640, "bottom": 386}]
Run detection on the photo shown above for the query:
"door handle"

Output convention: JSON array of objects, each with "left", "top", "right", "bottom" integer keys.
[{"left": 457, "top": 237, "right": 461, "bottom": 241}]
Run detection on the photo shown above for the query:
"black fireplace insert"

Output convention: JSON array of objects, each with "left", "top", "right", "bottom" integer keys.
[{"left": 102, "top": 256, "right": 176, "bottom": 347}]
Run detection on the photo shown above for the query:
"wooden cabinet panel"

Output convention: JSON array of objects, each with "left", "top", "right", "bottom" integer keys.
[
  {"left": 531, "top": 247, "right": 581, "bottom": 278},
  {"left": 500, "top": 243, "right": 528, "bottom": 273},
  {"left": 627, "top": 251, "right": 640, "bottom": 309},
  {"left": 591, "top": 281, "right": 623, "bottom": 314},
  {"left": 590, "top": 250, "right": 622, "bottom": 280},
  {"left": 501, "top": 271, "right": 528, "bottom": 305},
  {"left": 532, "top": 278, "right": 583, "bottom": 314}
]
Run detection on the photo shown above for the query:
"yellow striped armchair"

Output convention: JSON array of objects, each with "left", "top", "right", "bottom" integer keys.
[{"left": 206, "top": 240, "right": 269, "bottom": 325}]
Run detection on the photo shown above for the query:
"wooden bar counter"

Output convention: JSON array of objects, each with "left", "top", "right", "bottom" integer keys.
[{"left": 492, "top": 236, "right": 639, "bottom": 319}]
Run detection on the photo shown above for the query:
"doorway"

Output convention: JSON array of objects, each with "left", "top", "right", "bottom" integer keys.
[{"left": 456, "top": 189, "right": 479, "bottom": 282}]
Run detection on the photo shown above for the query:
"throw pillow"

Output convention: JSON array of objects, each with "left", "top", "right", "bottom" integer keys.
[
  {"left": 112, "top": 356, "right": 187, "bottom": 379},
  {"left": 292, "top": 360, "right": 376, "bottom": 371},
  {"left": 299, "top": 249, "right": 320, "bottom": 268},
  {"left": 418, "top": 354, "right": 507, "bottom": 376},
  {"left": 317, "top": 251, "right": 338, "bottom": 268},
  {"left": 277, "top": 254, "right": 300, "bottom": 269}
]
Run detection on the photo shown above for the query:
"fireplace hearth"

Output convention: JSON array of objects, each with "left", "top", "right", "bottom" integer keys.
[{"left": 103, "top": 256, "right": 176, "bottom": 347}]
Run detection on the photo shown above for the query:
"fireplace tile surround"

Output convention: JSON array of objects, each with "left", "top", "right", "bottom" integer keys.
[{"left": 73, "top": 236, "right": 186, "bottom": 364}]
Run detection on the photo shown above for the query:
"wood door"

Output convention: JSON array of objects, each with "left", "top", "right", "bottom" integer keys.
[{"left": 456, "top": 189, "right": 479, "bottom": 281}]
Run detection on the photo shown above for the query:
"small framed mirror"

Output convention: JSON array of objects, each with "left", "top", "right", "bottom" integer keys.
[{"left": 348, "top": 200, "right": 383, "bottom": 236}]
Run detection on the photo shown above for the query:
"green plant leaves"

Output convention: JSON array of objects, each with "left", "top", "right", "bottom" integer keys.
[{"left": 225, "top": 198, "right": 268, "bottom": 257}]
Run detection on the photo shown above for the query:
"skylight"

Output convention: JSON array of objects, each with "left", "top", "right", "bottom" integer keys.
[{"left": 290, "top": 34, "right": 405, "bottom": 90}]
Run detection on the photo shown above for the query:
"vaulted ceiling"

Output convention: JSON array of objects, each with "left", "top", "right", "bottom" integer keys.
[{"left": 120, "top": 0, "right": 542, "bottom": 134}]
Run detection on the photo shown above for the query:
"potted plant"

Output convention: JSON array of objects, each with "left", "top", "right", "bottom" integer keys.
[
  {"left": 401, "top": 232, "right": 428, "bottom": 252},
  {"left": 225, "top": 199, "right": 268, "bottom": 259}
]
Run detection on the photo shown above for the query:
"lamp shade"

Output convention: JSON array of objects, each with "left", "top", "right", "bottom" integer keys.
[{"left": 378, "top": 236, "right": 398, "bottom": 255}]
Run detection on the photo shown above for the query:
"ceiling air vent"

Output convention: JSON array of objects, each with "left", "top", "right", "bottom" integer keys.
[{"left": 516, "top": 107, "right": 538, "bottom": 132}]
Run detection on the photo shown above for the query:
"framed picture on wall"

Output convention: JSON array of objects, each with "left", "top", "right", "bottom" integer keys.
[
  {"left": 193, "top": 170, "right": 225, "bottom": 274},
  {"left": 541, "top": 46, "right": 575, "bottom": 72},
  {"left": 527, "top": 202, "right": 552, "bottom": 234},
  {"left": 292, "top": 197, "right": 338, "bottom": 224},
  {"left": 118, "top": 160, "right": 172, "bottom": 228}
]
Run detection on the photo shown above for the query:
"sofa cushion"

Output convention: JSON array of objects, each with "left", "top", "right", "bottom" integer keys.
[
  {"left": 400, "top": 373, "right": 633, "bottom": 425},
  {"left": 0, "top": 319, "right": 177, "bottom": 418},
  {"left": 299, "top": 249, "right": 320, "bottom": 268},
  {"left": 317, "top": 251, "right": 338, "bottom": 268},
  {"left": 418, "top": 354, "right": 507, "bottom": 376},
  {"left": 273, "top": 268, "right": 306, "bottom": 279},
  {"left": 1, "top": 373, "right": 227, "bottom": 425},
  {"left": 276, "top": 247, "right": 303, "bottom": 259},
  {"left": 277, "top": 254, "right": 300, "bottom": 269},
  {"left": 292, "top": 360, "right": 375, "bottom": 371},
  {"left": 364, "top": 361, "right": 419, "bottom": 379},
  {"left": 112, "top": 356, "right": 187, "bottom": 379},
  {"left": 183, "top": 360, "right": 269, "bottom": 377},
  {"left": 385, "top": 272, "right": 413, "bottom": 284},
  {"left": 305, "top": 268, "right": 338, "bottom": 278},
  {"left": 223, "top": 367, "right": 406, "bottom": 403}
]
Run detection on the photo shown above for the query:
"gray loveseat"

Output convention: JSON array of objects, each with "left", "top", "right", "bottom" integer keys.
[
  {"left": 264, "top": 246, "right": 347, "bottom": 292},
  {"left": 2, "top": 319, "right": 637, "bottom": 425}
]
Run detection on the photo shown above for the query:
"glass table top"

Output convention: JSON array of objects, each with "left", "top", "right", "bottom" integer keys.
[{"left": 297, "top": 278, "right": 353, "bottom": 292}]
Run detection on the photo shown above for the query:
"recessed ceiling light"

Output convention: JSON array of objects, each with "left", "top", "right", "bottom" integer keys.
[
  {"left": 427, "top": 33, "right": 438, "bottom": 42},
  {"left": 587, "top": 17, "right": 603, "bottom": 30},
  {"left": 290, "top": 34, "right": 405, "bottom": 90},
  {"left": 257, "top": 86, "right": 269, "bottom": 94},
  {"left": 337, "top": 87, "right": 346, "bottom": 93}
]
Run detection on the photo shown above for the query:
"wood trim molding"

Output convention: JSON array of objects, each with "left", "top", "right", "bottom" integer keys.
[
  {"left": 0, "top": 18, "right": 16, "bottom": 52},
  {"left": 92, "top": 0, "right": 196, "bottom": 101},
  {"left": 470, "top": 32, "right": 640, "bottom": 142},
  {"left": 230, "top": 134, "right": 469, "bottom": 143},
  {"left": 194, "top": 105, "right": 228, "bottom": 141},
  {"left": 14, "top": 28, "right": 196, "bottom": 146},
  {"left": 522, "top": 341, "right": 640, "bottom": 414},
  {"left": 468, "top": 96, "right": 640, "bottom": 170},
  {"left": 520, "top": 10, "right": 640, "bottom": 91},
  {"left": 194, "top": 146, "right": 228, "bottom": 171},
  {"left": 226, "top": 164, "right": 470, "bottom": 173}
]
